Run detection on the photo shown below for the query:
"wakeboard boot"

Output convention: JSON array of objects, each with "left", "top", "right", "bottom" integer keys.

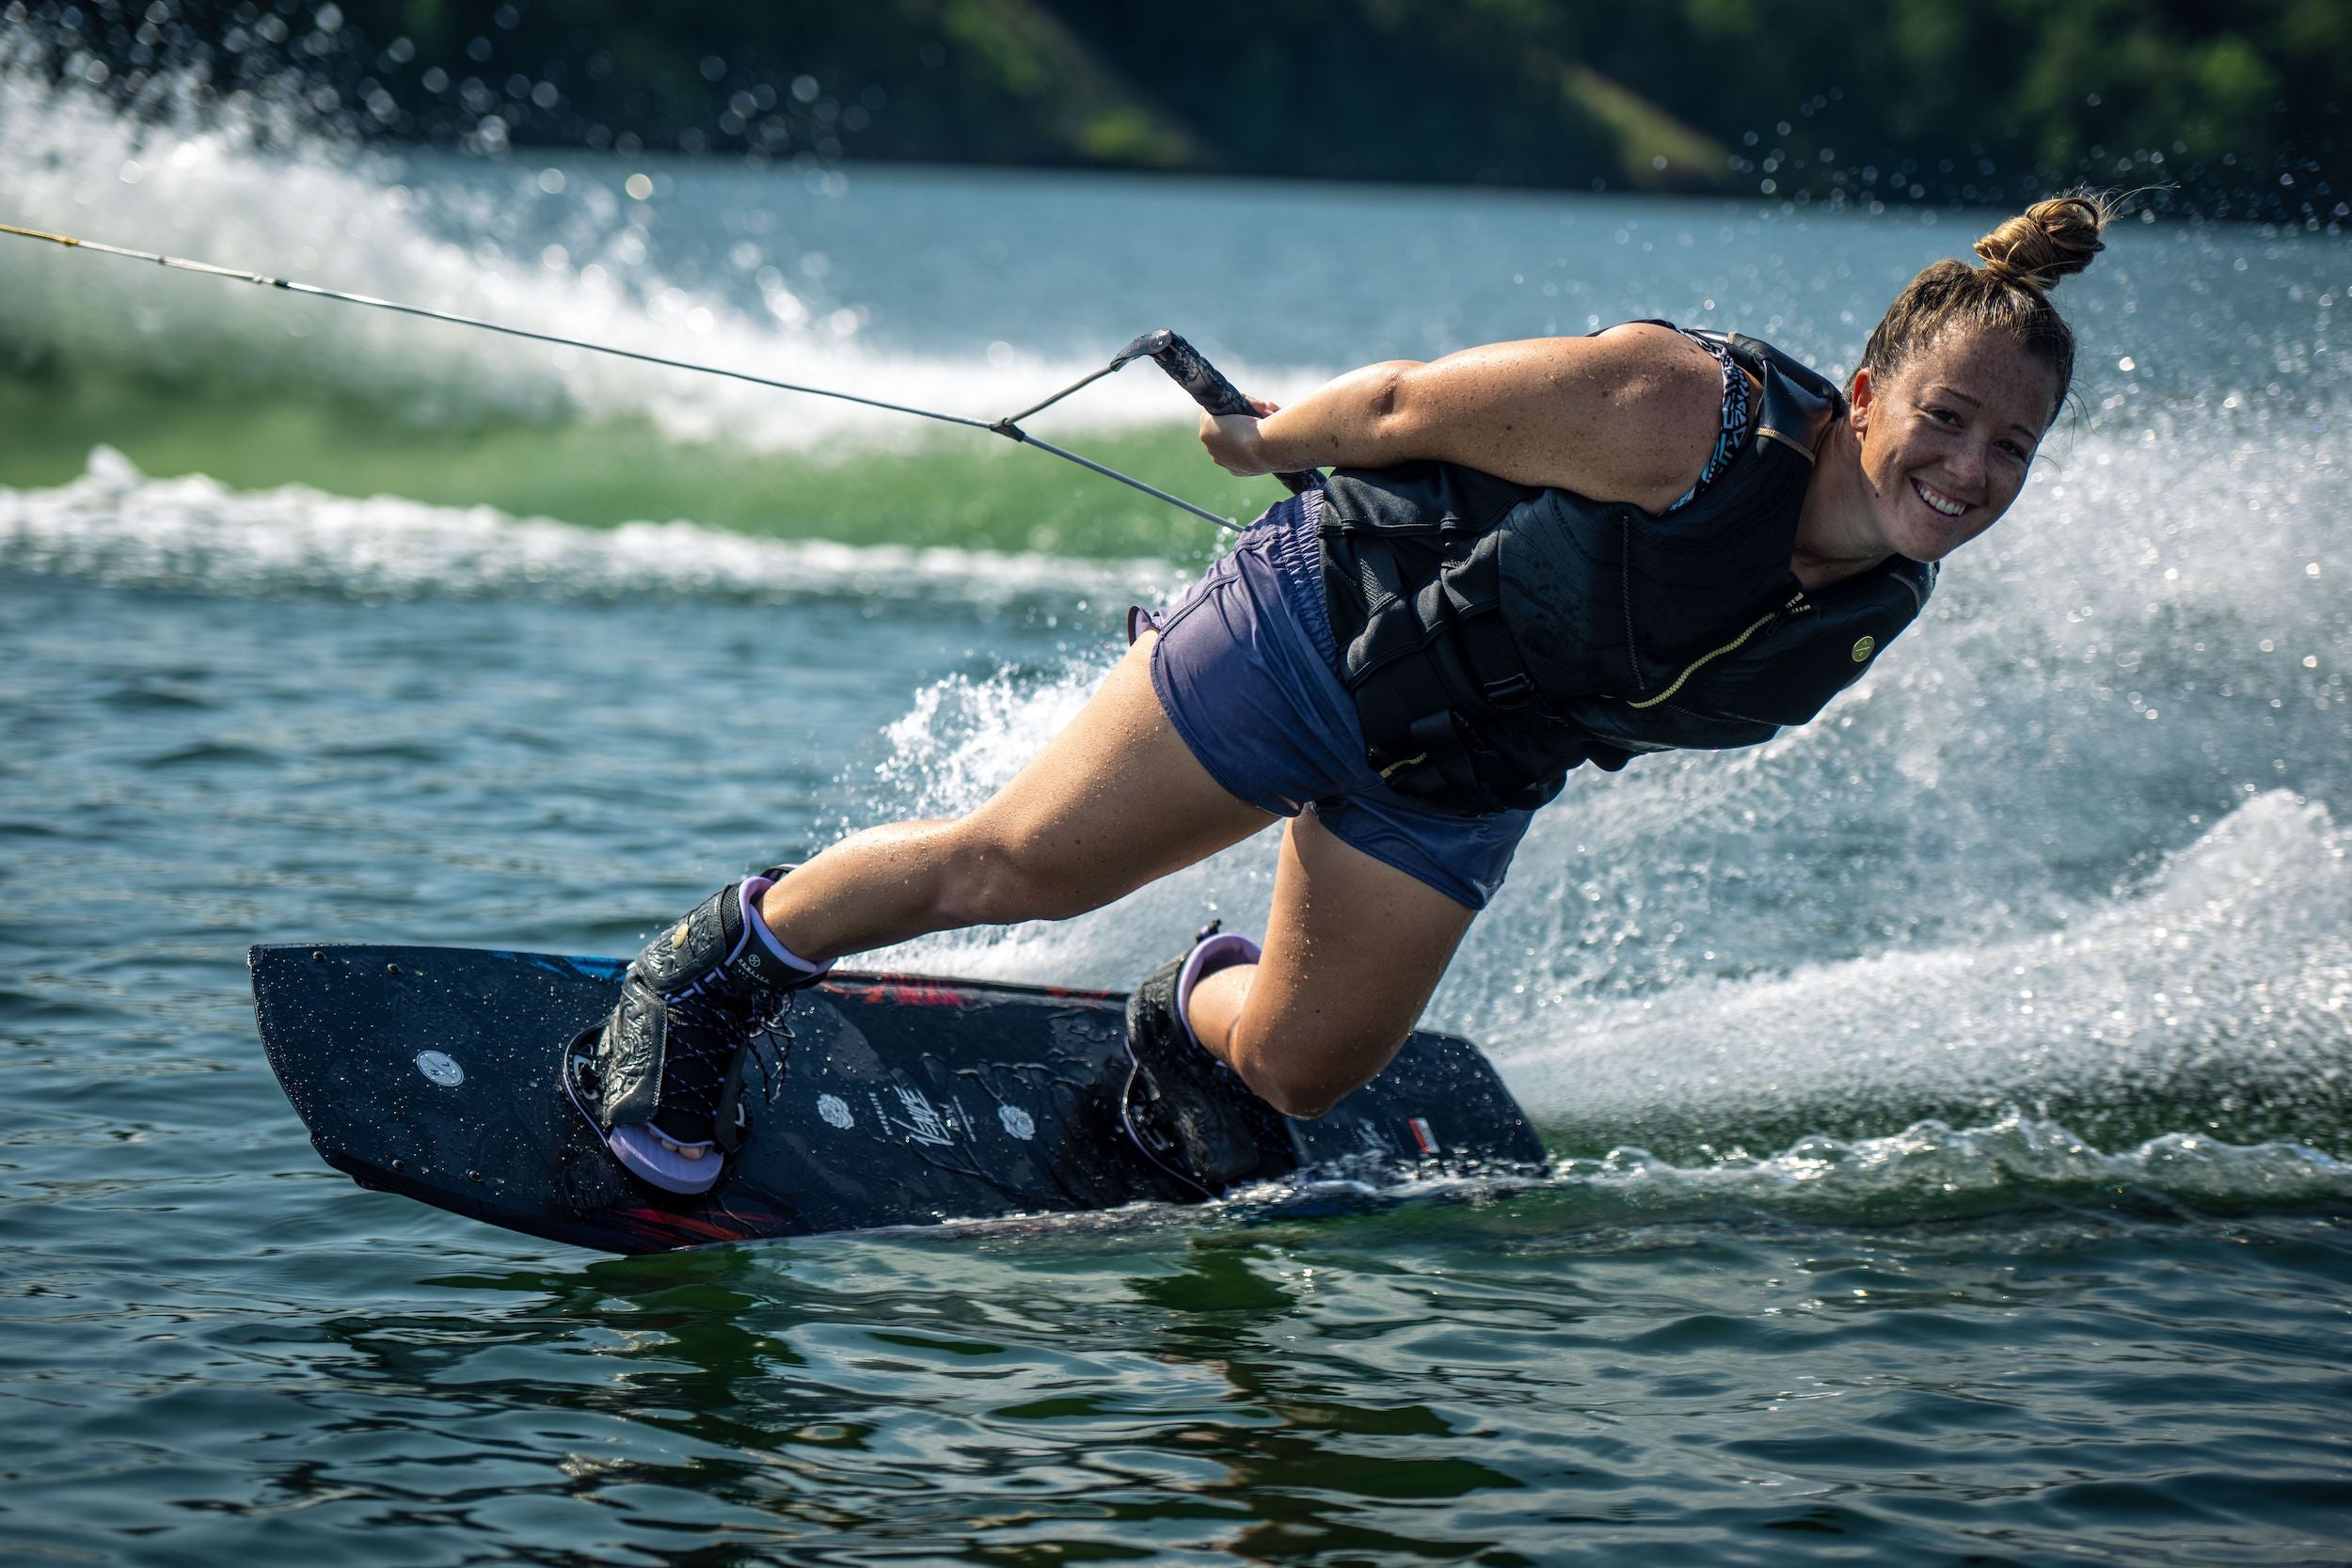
[
  {"left": 564, "top": 868, "right": 831, "bottom": 1195},
  {"left": 1120, "top": 923, "right": 1291, "bottom": 1198}
]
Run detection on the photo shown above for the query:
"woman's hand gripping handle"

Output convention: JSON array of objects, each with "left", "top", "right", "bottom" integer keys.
[{"left": 1115, "top": 329, "right": 1325, "bottom": 492}]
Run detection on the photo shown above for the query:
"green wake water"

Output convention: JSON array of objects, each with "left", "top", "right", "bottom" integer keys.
[{"left": 0, "top": 366, "right": 1268, "bottom": 562}]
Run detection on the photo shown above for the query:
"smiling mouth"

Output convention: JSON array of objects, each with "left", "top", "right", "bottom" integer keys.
[{"left": 1912, "top": 478, "right": 1973, "bottom": 518}]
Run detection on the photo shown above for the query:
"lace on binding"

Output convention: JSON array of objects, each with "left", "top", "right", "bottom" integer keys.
[{"left": 662, "top": 969, "right": 801, "bottom": 1118}]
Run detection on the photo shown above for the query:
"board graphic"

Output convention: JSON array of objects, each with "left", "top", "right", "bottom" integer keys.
[{"left": 251, "top": 943, "right": 1547, "bottom": 1254}]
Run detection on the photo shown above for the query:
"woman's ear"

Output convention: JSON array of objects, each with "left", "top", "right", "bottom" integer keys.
[{"left": 1847, "top": 366, "right": 1876, "bottom": 433}]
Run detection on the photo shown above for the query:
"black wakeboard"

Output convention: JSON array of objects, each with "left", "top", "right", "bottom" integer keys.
[{"left": 250, "top": 943, "right": 1546, "bottom": 1254}]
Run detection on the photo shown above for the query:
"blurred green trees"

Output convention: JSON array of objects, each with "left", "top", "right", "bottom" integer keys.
[{"left": 30, "top": 0, "right": 2349, "bottom": 213}]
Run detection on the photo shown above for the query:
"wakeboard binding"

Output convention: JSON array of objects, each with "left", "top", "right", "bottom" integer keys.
[
  {"left": 565, "top": 869, "right": 831, "bottom": 1195},
  {"left": 1119, "top": 923, "right": 1289, "bottom": 1198}
]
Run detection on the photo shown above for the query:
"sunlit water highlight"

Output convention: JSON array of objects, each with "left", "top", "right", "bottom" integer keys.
[{"left": 4, "top": 43, "right": 2351, "bottom": 1568}]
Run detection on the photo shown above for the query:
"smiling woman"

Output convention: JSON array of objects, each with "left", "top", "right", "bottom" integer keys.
[
  {"left": 1828, "top": 325, "right": 2063, "bottom": 571},
  {"left": 571, "top": 191, "right": 2117, "bottom": 1205},
  {"left": 1804, "top": 193, "right": 2112, "bottom": 578}
]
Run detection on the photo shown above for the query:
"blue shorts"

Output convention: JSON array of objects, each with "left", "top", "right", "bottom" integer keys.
[{"left": 1133, "top": 492, "right": 1532, "bottom": 910}]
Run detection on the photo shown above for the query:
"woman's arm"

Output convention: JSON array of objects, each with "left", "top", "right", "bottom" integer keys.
[{"left": 1200, "top": 322, "right": 1731, "bottom": 512}]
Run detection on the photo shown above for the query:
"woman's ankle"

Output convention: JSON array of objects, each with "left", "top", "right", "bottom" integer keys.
[
  {"left": 750, "top": 875, "right": 832, "bottom": 974},
  {"left": 1181, "top": 942, "right": 1260, "bottom": 1061}
]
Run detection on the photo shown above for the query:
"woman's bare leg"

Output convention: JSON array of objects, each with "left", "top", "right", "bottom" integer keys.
[
  {"left": 1185, "top": 808, "right": 1476, "bottom": 1117},
  {"left": 756, "top": 634, "right": 1276, "bottom": 962}
]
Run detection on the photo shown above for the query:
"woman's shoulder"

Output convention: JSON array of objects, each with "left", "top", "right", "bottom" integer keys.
[
  {"left": 1573, "top": 323, "right": 1746, "bottom": 509},
  {"left": 1373, "top": 325, "right": 1744, "bottom": 507},
  {"left": 1587, "top": 321, "right": 1735, "bottom": 403}
]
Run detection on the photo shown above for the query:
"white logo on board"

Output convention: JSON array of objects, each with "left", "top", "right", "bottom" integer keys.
[
  {"left": 998, "top": 1102, "right": 1036, "bottom": 1141},
  {"left": 415, "top": 1051, "right": 464, "bottom": 1087},
  {"left": 888, "top": 1085, "right": 957, "bottom": 1147},
  {"left": 817, "top": 1093, "right": 854, "bottom": 1130}
]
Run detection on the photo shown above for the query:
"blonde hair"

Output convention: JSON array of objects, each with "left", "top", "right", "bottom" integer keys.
[{"left": 1858, "top": 192, "right": 2116, "bottom": 421}]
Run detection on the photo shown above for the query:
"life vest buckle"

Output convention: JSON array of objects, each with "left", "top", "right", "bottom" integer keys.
[{"left": 1481, "top": 673, "right": 1536, "bottom": 710}]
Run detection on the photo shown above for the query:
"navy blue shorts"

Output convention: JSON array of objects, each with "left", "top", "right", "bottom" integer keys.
[{"left": 1133, "top": 492, "right": 1532, "bottom": 911}]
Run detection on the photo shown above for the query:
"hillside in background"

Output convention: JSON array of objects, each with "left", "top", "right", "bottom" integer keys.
[{"left": 10, "top": 0, "right": 2347, "bottom": 218}]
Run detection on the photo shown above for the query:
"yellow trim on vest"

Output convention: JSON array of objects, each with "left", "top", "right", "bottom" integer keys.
[
  {"left": 1754, "top": 425, "right": 1818, "bottom": 461},
  {"left": 1625, "top": 593, "right": 1808, "bottom": 710}
]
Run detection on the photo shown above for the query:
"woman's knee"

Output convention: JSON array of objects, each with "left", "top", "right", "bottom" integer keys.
[
  {"left": 1228, "top": 1026, "right": 1405, "bottom": 1121},
  {"left": 1244, "top": 1072, "right": 1345, "bottom": 1122},
  {"left": 1232, "top": 1059, "right": 1370, "bottom": 1122}
]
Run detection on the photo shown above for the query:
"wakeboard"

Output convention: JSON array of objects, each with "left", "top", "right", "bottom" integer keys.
[{"left": 250, "top": 942, "right": 1545, "bottom": 1254}]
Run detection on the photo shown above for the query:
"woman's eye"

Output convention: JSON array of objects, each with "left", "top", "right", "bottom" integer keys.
[{"left": 1925, "top": 405, "right": 1958, "bottom": 424}]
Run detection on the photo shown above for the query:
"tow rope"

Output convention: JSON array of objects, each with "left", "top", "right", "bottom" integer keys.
[{"left": 0, "top": 219, "right": 1323, "bottom": 532}]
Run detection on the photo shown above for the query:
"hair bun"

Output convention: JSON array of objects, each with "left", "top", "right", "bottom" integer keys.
[{"left": 1974, "top": 193, "right": 2112, "bottom": 293}]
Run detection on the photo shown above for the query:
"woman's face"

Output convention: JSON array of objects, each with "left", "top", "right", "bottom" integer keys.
[{"left": 1848, "top": 325, "right": 2060, "bottom": 562}]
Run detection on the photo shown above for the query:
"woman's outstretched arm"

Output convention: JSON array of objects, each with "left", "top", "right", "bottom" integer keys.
[{"left": 1200, "top": 321, "right": 1733, "bottom": 513}]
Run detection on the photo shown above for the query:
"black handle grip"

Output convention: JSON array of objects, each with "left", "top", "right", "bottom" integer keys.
[{"left": 1117, "top": 329, "right": 1325, "bottom": 494}]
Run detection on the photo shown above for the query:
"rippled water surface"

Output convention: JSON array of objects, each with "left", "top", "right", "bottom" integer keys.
[{"left": 6, "top": 42, "right": 2352, "bottom": 1568}]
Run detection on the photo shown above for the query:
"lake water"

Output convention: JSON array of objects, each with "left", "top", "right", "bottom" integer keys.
[{"left": 4, "top": 53, "right": 2351, "bottom": 1567}]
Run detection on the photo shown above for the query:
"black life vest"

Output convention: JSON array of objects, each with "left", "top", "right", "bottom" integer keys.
[{"left": 1318, "top": 328, "right": 1936, "bottom": 816}]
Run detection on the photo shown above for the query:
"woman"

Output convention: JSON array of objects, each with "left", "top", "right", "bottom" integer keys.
[{"left": 573, "top": 193, "right": 2113, "bottom": 1197}]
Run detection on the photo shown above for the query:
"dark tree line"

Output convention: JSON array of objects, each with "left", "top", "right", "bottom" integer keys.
[{"left": 15, "top": 0, "right": 2346, "bottom": 218}]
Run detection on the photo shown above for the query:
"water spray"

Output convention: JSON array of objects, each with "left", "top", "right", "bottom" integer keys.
[{"left": 0, "top": 219, "right": 1323, "bottom": 532}]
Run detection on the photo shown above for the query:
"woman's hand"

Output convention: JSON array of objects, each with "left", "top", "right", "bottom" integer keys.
[{"left": 1197, "top": 399, "right": 1281, "bottom": 475}]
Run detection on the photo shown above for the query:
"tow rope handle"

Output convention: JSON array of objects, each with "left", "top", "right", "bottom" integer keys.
[{"left": 1115, "top": 329, "right": 1326, "bottom": 495}]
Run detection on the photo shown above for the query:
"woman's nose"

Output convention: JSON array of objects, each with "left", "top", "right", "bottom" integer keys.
[{"left": 1948, "top": 442, "right": 1990, "bottom": 489}]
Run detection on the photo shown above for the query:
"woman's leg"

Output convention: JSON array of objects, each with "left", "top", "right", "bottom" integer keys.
[
  {"left": 1184, "top": 808, "right": 1477, "bottom": 1118},
  {"left": 756, "top": 633, "right": 1277, "bottom": 961}
]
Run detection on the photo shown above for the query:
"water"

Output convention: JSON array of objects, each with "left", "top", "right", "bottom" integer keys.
[{"left": 5, "top": 52, "right": 2352, "bottom": 1567}]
